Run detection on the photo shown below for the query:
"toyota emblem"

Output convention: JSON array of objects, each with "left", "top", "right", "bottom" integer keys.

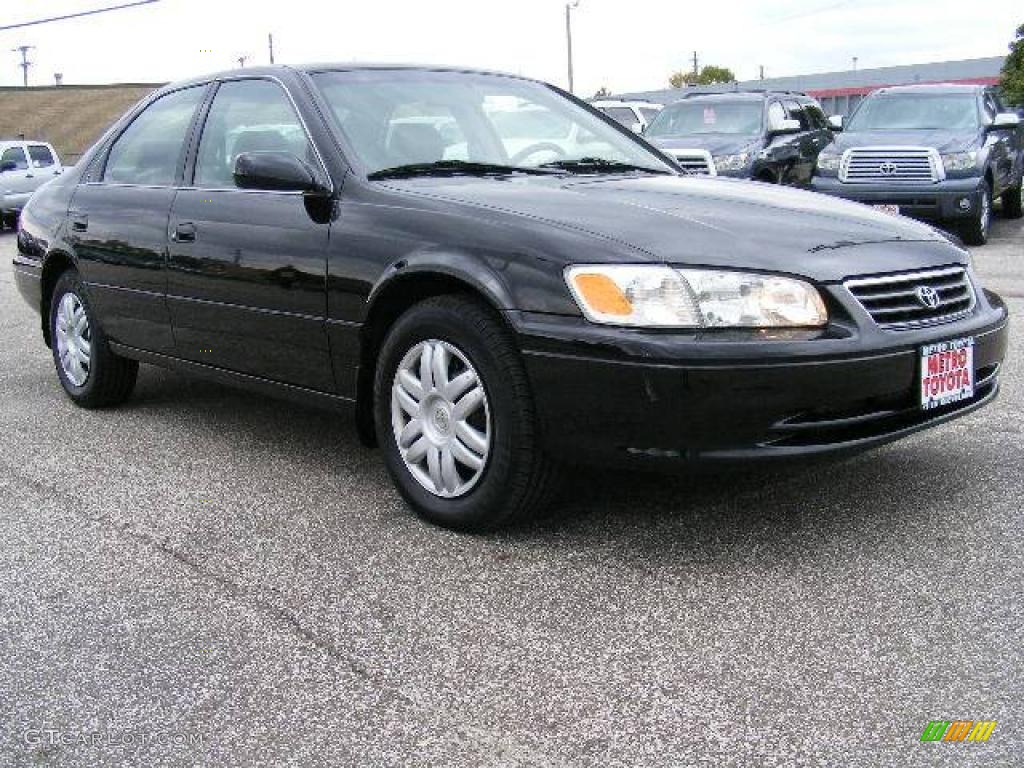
[
  {"left": 878, "top": 161, "right": 898, "bottom": 176},
  {"left": 916, "top": 285, "right": 941, "bottom": 309}
]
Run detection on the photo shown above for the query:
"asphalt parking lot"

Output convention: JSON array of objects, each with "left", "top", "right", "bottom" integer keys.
[{"left": 0, "top": 215, "right": 1020, "bottom": 767}]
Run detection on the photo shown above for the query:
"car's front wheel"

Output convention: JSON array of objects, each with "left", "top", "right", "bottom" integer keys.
[
  {"left": 373, "top": 295, "right": 557, "bottom": 531},
  {"left": 960, "top": 180, "right": 992, "bottom": 246},
  {"left": 49, "top": 270, "right": 138, "bottom": 407}
]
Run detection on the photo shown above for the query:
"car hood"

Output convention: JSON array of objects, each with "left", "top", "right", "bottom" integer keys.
[
  {"left": 382, "top": 174, "right": 962, "bottom": 282},
  {"left": 649, "top": 134, "right": 760, "bottom": 156},
  {"left": 827, "top": 129, "right": 979, "bottom": 154}
]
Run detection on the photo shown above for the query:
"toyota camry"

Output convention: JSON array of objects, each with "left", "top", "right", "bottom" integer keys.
[{"left": 12, "top": 65, "right": 1009, "bottom": 530}]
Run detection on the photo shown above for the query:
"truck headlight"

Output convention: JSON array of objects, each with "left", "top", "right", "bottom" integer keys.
[
  {"left": 941, "top": 151, "right": 978, "bottom": 172},
  {"left": 565, "top": 265, "right": 828, "bottom": 328},
  {"left": 713, "top": 152, "right": 750, "bottom": 172},
  {"left": 816, "top": 152, "right": 841, "bottom": 172}
]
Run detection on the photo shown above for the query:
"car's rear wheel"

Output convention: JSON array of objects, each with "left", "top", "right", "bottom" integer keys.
[
  {"left": 960, "top": 181, "right": 992, "bottom": 246},
  {"left": 1002, "top": 179, "right": 1023, "bottom": 219},
  {"left": 373, "top": 295, "right": 557, "bottom": 531},
  {"left": 49, "top": 270, "right": 138, "bottom": 407}
]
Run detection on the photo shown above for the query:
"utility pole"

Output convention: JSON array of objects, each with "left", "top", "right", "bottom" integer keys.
[
  {"left": 268, "top": 33, "right": 275, "bottom": 65},
  {"left": 852, "top": 56, "right": 858, "bottom": 72},
  {"left": 692, "top": 51, "right": 699, "bottom": 78},
  {"left": 759, "top": 65, "right": 764, "bottom": 81},
  {"left": 565, "top": 1, "right": 580, "bottom": 94},
  {"left": 12, "top": 45, "right": 34, "bottom": 87}
]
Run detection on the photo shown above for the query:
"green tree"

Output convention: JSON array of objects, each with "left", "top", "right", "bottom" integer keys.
[
  {"left": 669, "top": 65, "right": 736, "bottom": 89},
  {"left": 1001, "top": 23, "right": 1024, "bottom": 105},
  {"left": 592, "top": 86, "right": 611, "bottom": 98},
  {"left": 698, "top": 65, "right": 736, "bottom": 85}
]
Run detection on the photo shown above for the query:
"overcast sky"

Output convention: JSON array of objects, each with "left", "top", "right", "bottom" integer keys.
[{"left": 1, "top": 0, "right": 1019, "bottom": 94}]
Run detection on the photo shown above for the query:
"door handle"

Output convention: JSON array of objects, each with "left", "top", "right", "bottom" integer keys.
[
  {"left": 172, "top": 222, "right": 196, "bottom": 243},
  {"left": 70, "top": 212, "right": 88, "bottom": 232}
]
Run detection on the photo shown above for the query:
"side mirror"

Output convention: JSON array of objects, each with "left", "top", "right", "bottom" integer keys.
[
  {"left": 989, "top": 112, "right": 1021, "bottom": 131},
  {"left": 771, "top": 118, "right": 802, "bottom": 136},
  {"left": 630, "top": 122, "right": 644, "bottom": 134},
  {"left": 233, "top": 151, "right": 329, "bottom": 194},
  {"left": 828, "top": 115, "right": 844, "bottom": 131},
  {"left": 0, "top": 160, "right": 17, "bottom": 173}
]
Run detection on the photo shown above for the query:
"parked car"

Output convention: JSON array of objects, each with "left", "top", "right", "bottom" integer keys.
[
  {"left": 811, "top": 84, "right": 1023, "bottom": 245},
  {"left": 643, "top": 91, "right": 832, "bottom": 184},
  {"left": 13, "top": 65, "right": 1008, "bottom": 531},
  {"left": 591, "top": 99, "right": 662, "bottom": 133},
  {"left": 0, "top": 140, "right": 63, "bottom": 229}
]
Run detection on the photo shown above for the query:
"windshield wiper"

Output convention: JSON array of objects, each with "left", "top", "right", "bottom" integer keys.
[
  {"left": 538, "top": 157, "right": 671, "bottom": 175},
  {"left": 368, "top": 160, "right": 557, "bottom": 180}
]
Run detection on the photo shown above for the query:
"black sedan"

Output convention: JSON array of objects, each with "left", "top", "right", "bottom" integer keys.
[{"left": 12, "top": 65, "right": 1009, "bottom": 531}]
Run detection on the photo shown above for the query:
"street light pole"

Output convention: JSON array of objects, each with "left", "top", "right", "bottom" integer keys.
[{"left": 565, "top": 1, "right": 580, "bottom": 94}]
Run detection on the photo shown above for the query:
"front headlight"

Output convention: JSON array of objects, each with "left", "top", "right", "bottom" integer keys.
[
  {"left": 565, "top": 265, "right": 828, "bottom": 328},
  {"left": 713, "top": 152, "right": 750, "bottom": 172},
  {"left": 941, "top": 151, "right": 978, "bottom": 172},
  {"left": 816, "top": 152, "right": 841, "bottom": 172}
]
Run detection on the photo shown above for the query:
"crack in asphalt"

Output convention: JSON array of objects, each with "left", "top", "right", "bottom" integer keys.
[{"left": 0, "top": 458, "right": 561, "bottom": 767}]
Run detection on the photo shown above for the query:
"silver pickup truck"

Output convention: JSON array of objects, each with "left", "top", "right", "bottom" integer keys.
[{"left": 1, "top": 140, "right": 64, "bottom": 228}]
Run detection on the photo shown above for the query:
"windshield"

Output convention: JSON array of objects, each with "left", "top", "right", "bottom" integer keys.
[
  {"left": 845, "top": 94, "right": 979, "bottom": 131},
  {"left": 646, "top": 101, "right": 762, "bottom": 137},
  {"left": 311, "top": 69, "right": 673, "bottom": 175}
]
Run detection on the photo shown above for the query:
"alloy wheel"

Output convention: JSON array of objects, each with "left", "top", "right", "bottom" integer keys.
[
  {"left": 391, "top": 339, "right": 491, "bottom": 498},
  {"left": 55, "top": 292, "right": 91, "bottom": 387}
]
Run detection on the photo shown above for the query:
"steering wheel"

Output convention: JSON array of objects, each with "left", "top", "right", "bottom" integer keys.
[{"left": 509, "top": 142, "right": 567, "bottom": 166}]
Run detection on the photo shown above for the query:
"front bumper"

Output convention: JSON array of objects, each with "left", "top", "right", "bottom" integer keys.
[
  {"left": 510, "top": 291, "right": 1008, "bottom": 469},
  {"left": 810, "top": 175, "right": 984, "bottom": 223}
]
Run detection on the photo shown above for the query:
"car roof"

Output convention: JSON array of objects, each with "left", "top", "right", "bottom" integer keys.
[
  {"left": 160, "top": 62, "right": 543, "bottom": 93},
  {"left": 664, "top": 91, "right": 813, "bottom": 105},
  {"left": 873, "top": 83, "right": 985, "bottom": 96}
]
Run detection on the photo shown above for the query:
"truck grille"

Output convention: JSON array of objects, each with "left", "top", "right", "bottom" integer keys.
[
  {"left": 667, "top": 150, "right": 716, "bottom": 176},
  {"left": 845, "top": 266, "right": 975, "bottom": 328},
  {"left": 839, "top": 147, "right": 942, "bottom": 184}
]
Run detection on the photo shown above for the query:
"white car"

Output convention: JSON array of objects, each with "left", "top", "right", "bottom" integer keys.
[
  {"left": 591, "top": 100, "right": 663, "bottom": 133},
  {"left": 1, "top": 140, "right": 64, "bottom": 228}
]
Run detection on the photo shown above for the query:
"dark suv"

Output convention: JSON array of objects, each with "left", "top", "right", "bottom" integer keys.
[
  {"left": 811, "top": 84, "right": 1024, "bottom": 245},
  {"left": 643, "top": 91, "right": 832, "bottom": 185}
]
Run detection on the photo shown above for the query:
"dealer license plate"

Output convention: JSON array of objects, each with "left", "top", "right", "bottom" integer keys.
[
  {"left": 920, "top": 337, "right": 974, "bottom": 410},
  {"left": 873, "top": 204, "right": 900, "bottom": 216}
]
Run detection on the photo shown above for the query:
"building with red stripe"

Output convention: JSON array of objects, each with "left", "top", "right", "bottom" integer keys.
[{"left": 616, "top": 56, "right": 1004, "bottom": 116}]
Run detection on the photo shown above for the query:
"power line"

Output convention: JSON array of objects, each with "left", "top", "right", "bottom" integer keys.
[{"left": 0, "top": 1, "right": 161, "bottom": 32}]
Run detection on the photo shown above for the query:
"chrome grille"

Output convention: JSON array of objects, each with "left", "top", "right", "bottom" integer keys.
[
  {"left": 839, "top": 147, "right": 941, "bottom": 184},
  {"left": 668, "top": 150, "right": 716, "bottom": 176},
  {"left": 845, "top": 266, "right": 975, "bottom": 328}
]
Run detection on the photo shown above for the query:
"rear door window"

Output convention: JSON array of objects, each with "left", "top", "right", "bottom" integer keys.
[
  {"left": 28, "top": 145, "right": 56, "bottom": 168},
  {"left": 103, "top": 86, "right": 206, "bottom": 186}
]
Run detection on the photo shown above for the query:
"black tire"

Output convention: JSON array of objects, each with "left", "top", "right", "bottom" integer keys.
[
  {"left": 49, "top": 270, "right": 138, "bottom": 408},
  {"left": 1002, "top": 181, "right": 1023, "bottom": 219},
  {"left": 373, "top": 294, "right": 558, "bottom": 531},
  {"left": 959, "top": 180, "right": 992, "bottom": 246}
]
